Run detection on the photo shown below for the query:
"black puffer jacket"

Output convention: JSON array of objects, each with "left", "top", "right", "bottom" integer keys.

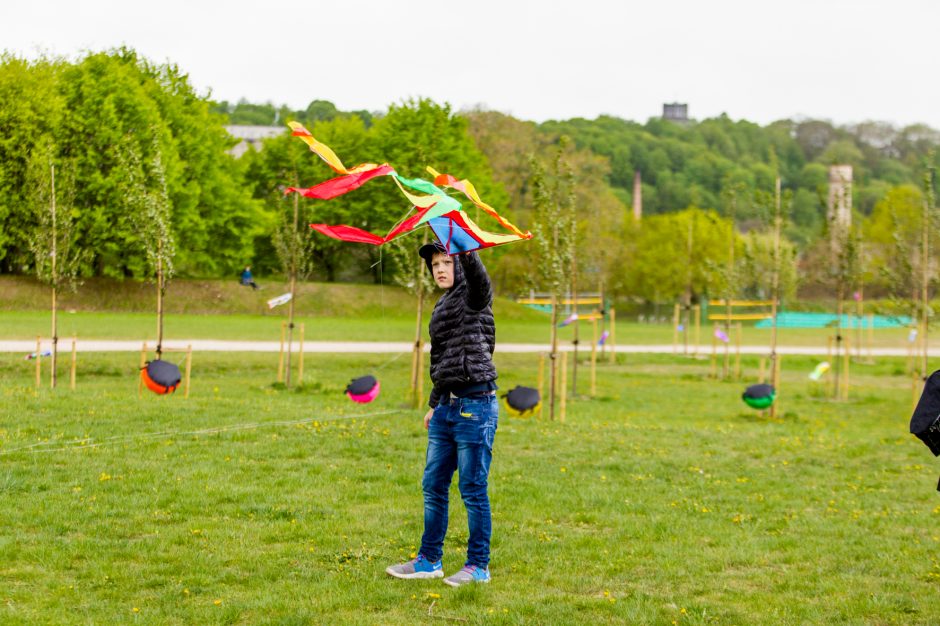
[{"left": 425, "top": 250, "right": 497, "bottom": 408}]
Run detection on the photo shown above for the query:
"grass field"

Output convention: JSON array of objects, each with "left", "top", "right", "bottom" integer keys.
[
  {"left": 1, "top": 348, "right": 938, "bottom": 624},
  {"left": 0, "top": 309, "right": 924, "bottom": 353}
]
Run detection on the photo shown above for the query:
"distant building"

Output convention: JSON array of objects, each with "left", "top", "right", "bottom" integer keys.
[
  {"left": 662, "top": 103, "right": 688, "bottom": 123},
  {"left": 827, "top": 164, "right": 853, "bottom": 231},
  {"left": 225, "top": 125, "right": 285, "bottom": 158}
]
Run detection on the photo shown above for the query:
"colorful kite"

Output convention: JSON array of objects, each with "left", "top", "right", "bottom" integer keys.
[
  {"left": 558, "top": 313, "right": 579, "bottom": 328},
  {"left": 267, "top": 293, "right": 292, "bottom": 309},
  {"left": 714, "top": 328, "right": 730, "bottom": 343},
  {"left": 598, "top": 330, "right": 610, "bottom": 346},
  {"left": 808, "top": 361, "right": 830, "bottom": 381},
  {"left": 284, "top": 122, "right": 532, "bottom": 255}
]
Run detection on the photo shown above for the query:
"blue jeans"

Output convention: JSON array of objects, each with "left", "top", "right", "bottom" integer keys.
[{"left": 419, "top": 394, "right": 498, "bottom": 568}]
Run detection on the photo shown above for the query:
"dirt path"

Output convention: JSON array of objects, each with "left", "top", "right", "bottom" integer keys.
[{"left": 0, "top": 339, "right": 914, "bottom": 356}]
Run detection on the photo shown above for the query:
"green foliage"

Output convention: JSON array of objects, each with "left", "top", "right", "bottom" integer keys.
[
  {"left": 25, "top": 139, "right": 85, "bottom": 292},
  {"left": 0, "top": 54, "right": 64, "bottom": 271},
  {"left": 614, "top": 208, "right": 734, "bottom": 303},
  {"left": 530, "top": 139, "right": 576, "bottom": 298},
  {"left": 212, "top": 98, "right": 375, "bottom": 130},
  {"left": 738, "top": 231, "right": 798, "bottom": 302},
  {"left": 6, "top": 48, "right": 940, "bottom": 307},
  {"left": 539, "top": 113, "right": 940, "bottom": 250},
  {"left": 0, "top": 50, "right": 264, "bottom": 279},
  {"left": 119, "top": 134, "right": 175, "bottom": 283},
  {"left": 863, "top": 184, "right": 923, "bottom": 298}
]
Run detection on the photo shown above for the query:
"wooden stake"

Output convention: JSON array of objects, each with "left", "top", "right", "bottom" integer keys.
[
  {"left": 591, "top": 316, "right": 597, "bottom": 397},
  {"left": 842, "top": 336, "right": 850, "bottom": 401},
  {"left": 277, "top": 321, "right": 286, "bottom": 383},
  {"left": 772, "top": 354, "right": 782, "bottom": 416},
  {"left": 410, "top": 346, "right": 419, "bottom": 408},
  {"left": 773, "top": 354, "right": 782, "bottom": 392},
  {"left": 693, "top": 304, "right": 701, "bottom": 358},
  {"left": 184, "top": 345, "right": 192, "bottom": 399},
  {"left": 855, "top": 295, "right": 863, "bottom": 361},
  {"left": 914, "top": 368, "right": 921, "bottom": 411},
  {"left": 138, "top": 342, "right": 148, "bottom": 398},
  {"left": 560, "top": 351, "right": 568, "bottom": 422},
  {"left": 537, "top": 353, "right": 545, "bottom": 418},
  {"left": 298, "top": 323, "right": 305, "bottom": 386},
  {"left": 35, "top": 336, "right": 41, "bottom": 389},
  {"left": 672, "top": 303, "right": 680, "bottom": 354},
  {"left": 608, "top": 307, "right": 616, "bottom": 364},
  {"left": 70, "top": 337, "right": 77, "bottom": 390},
  {"left": 827, "top": 335, "right": 836, "bottom": 400},
  {"left": 710, "top": 323, "right": 717, "bottom": 378},
  {"left": 734, "top": 322, "right": 742, "bottom": 379},
  {"left": 417, "top": 344, "right": 424, "bottom": 407},
  {"left": 867, "top": 313, "right": 874, "bottom": 363}
]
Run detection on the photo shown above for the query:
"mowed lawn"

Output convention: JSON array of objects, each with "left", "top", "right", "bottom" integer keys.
[
  {"left": 0, "top": 350, "right": 938, "bottom": 624},
  {"left": 0, "top": 309, "right": 922, "bottom": 350}
]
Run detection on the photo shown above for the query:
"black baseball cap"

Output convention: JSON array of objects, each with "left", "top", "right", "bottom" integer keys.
[{"left": 418, "top": 242, "right": 446, "bottom": 262}]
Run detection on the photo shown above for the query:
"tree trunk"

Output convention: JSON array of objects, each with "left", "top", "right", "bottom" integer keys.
[
  {"left": 286, "top": 192, "right": 299, "bottom": 388},
  {"left": 922, "top": 189, "right": 930, "bottom": 379},
  {"left": 156, "top": 252, "right": 164, "bottom": 360},
  {"left": 570, "top": 248, "right": 579, "bottom": 396},
  {"left": 769, "top": 177, "right": 781, "bottom": 417},
  {"left": 723, "top": 194, "right": 736, "bottom": 379},
  {"left": 50, "top": 163, "right": 58, "bottom": 389},
  {"left": 412, "top": 286, "right": 425, "bottom": 408},
  {"left": 549, "top": 294, "right": 559, "bottom": 420}
]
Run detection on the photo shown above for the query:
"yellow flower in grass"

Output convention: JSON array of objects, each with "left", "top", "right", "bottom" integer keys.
[
  {"left": 213, "top": 599, "right": 222, "bottom": 606},
  {"left": 426, "top": 592, "right": 441, "bottom": 599}
]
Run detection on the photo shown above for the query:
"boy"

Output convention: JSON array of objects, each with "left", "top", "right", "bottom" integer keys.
[{"left": 386, "top": 243, "right": 498, "bottom": 586}]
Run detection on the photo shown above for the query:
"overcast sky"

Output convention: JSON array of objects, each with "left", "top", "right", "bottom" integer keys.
[{"left": 3, "top": 0, "right": 938, "bottom": 128}]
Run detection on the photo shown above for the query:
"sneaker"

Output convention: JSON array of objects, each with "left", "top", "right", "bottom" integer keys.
[
  {"left": 443, "top": 564, "right": 491, "bottom": 587},
  {"left": 385, "top": 554, "right": 443, "bottom": 579}
]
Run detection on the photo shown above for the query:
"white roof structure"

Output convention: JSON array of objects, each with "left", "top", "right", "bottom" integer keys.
[{"left": 225, "top": 125, "right": 285, "bottom": 157}]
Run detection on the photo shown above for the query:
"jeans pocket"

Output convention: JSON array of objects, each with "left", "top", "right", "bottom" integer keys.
[
  {"left": 459, "top": 397, "right": 491, "bottom": 421},
  {"left": 482, "top": 417, "right": 496, "bottom": 451}
]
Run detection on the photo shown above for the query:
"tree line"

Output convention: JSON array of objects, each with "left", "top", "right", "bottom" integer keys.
[{"left": 2, "top": 49, "right": 939, "bottom": 309}]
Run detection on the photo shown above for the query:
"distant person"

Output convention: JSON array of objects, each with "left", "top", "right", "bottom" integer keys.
[{"left": 240, "top": 266, "right": 259, "bottom": 290}]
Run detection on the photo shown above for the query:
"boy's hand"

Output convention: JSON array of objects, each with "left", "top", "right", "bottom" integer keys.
[{"left": 424, "top": 408, "right": 434, "bottom": 430}]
